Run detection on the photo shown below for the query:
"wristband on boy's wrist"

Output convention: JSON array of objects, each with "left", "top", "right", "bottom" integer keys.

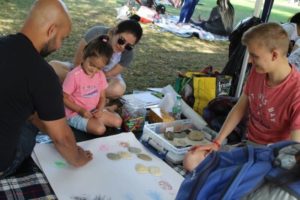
[{"left": 212, "top": 139, "right": 221, "bottom": 149}]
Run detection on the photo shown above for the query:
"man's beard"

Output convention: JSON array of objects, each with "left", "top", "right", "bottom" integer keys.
[{"left": 40, "top": 39, "right": 55, "bottom": 57}]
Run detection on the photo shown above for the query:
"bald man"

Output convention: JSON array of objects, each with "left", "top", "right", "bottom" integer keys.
[{"left": 0, "top": 0, "right": 92, "bottom": 179}]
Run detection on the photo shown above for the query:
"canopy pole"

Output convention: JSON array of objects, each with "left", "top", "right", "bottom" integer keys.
[{"left": 234, "top": 0, "right": 264, "bottom": 98}]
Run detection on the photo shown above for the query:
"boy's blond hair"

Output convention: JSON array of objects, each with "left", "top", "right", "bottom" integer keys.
[{"left": 242, "top": 22, "right": 289, "bottom": 56}]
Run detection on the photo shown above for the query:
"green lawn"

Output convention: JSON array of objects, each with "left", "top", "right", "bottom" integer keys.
[
  {"left": 0, "top": 0, "right": 298, "bottom": 92},
  {"left": 166, "top": 0, "right": 299, "bottom": 25}
]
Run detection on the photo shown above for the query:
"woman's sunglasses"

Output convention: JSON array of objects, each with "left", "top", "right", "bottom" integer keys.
[{"left": 117, "top": 36, "right": 134, "bottom": 51}]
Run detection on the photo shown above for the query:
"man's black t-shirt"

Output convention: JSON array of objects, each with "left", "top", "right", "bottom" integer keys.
[{"left": 0, "top": 33, "right": 65, "bottom": 171}]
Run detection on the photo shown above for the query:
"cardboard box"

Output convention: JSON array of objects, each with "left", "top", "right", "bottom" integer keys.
[{"left": 148, "top": 107, "right": 175, "bottom": 123}]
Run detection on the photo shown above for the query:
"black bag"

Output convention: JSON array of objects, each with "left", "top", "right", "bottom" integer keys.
[
  {"left": 202, "top": 95, "right": 248, "bottom": 144},
  {"left": 222, "top": 17, "right": 263, "bottom": 96}
]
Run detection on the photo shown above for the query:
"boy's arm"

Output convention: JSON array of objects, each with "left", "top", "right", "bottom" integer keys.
[
  {"left": 195, "top": 93, "right": 249, "bottom": 152},
  {"left": 214, "top": 93, "right": 249, "bottom": 145}
]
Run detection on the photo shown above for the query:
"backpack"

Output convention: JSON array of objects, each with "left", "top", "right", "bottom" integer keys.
[
  {"left": 175, "top": 141, "right": 300, "bottom": 200},
  {"left": 221, "top": 17, "right": 262, "bottom": 96}
]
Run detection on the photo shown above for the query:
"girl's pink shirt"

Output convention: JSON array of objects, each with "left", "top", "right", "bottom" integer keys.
[{"left": 63, "top": 66, "right": 108, "bottom": 119}]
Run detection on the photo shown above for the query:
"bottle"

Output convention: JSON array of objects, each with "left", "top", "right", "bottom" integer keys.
[{"left": 172, "top": 95, "right": 182, "bottom": 120}]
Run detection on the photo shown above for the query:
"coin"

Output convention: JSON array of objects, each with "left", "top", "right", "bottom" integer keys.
[
  {"left": 135, "top": 163, "right": 149, "bottom": 174},
  {"left": 137, "top": 153, "right": 152, "bottom": 161},
  {"left": 106, "top": 153, "right": 121, "bottom": 160},
  {"left": 148, "top": 166, "right": 161, "bottom": 176},
  {"left": 164, "top": 131, "right": 174, "bottom": 140},
  {"left": 188, "top": 130, "right": 204, "bottom": 141},
  {"left": 118, "top": 151, "right": 132, "bottom": 159},
  {"left": 173, "top": 132, "right": 187, "bottom": 138},
  {"left": 173, "top": 139, "right": 187, "bottom": 147},
  {"left": 128, "top": 146, "right": 142, "bottom": 154}
]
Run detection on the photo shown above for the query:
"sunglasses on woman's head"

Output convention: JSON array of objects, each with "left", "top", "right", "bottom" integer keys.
[{"left": 117, "top": 36, "right": 134, "bottom": 51}]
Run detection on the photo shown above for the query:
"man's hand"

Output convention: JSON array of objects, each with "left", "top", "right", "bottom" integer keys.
[
  {"left": 74, "top": 146, "right": 93, "bottom": 167},
  {"left": 42, "top": 118, "right": 93, "bottom": 168}
]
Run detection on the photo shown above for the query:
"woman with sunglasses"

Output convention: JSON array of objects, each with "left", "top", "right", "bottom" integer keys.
[{"left": 50, "top": 19, "right": 143, "bottom": 100}]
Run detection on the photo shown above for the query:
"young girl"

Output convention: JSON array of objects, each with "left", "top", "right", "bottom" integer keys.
[{"left": 63, "top": 35, "right": 122, "bottom": 135}]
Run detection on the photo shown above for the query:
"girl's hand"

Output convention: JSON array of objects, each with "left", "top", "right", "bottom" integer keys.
[
  {"left": 79, "top": 109, "right": 93, "bottom": 119},
  {"left": 93, "top": 109, "right": 104, "bottom": 118}
]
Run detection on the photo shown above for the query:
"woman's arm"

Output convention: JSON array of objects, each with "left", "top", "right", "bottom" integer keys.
[{"left": 104, "top": 63, "right": 124, "bottom": 78}]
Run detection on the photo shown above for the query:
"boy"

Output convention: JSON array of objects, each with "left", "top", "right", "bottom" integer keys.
[{"left": 199, "top": 23, "right": 300, "bottom": 152}]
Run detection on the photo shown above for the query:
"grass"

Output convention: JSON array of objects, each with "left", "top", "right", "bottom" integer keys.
[{"left": 0, "top": 0, "right": 298, "bottom": 93}]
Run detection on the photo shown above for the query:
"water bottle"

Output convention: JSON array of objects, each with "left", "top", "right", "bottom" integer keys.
[{"left": 172, "top": 95, "right": 182, "bottom": 120}]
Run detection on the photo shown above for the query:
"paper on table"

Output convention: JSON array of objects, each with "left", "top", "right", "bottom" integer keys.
[
  {"left": 147, "top": 87, "right": 163, "bottom": 93},
  {"left": 122, "top": 92, "right": 161, "bottom": 107},
  {"left": 33, "top": 132, "right": 184, "bottom": 200}
]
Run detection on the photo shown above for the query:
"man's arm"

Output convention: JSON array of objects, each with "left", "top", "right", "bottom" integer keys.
[
  {"left": 73, "top": 39, "right": 87, "bottom": 66},
  {"left": 42, "top": 118, "right": 92, "bottom": 167},
  {"left": 291, "top": 130, "right": 300, "bottom": 142}
]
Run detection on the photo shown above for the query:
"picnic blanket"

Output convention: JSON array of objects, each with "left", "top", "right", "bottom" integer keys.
[
  {"left": 154, "top": 15, "right": 228, "bottom": 41},
  {"left": 0, "top": 158, "right": 56, "bottom": 200}
]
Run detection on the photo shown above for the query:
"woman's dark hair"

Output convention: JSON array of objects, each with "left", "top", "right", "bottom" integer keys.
[
  {"left": 114, "top": 20, "right": 143, "bottom": 44},
  {"left": 217, "top": 0, "right": 235, "bottom": 34},
  {"left": 83, "top": 35, "right": 113, "bottom": 64},
  {"left": 290, "top": 12, "right": 300, "bottom": 26}
]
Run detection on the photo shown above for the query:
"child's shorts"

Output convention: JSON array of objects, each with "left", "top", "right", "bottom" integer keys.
[{"left": 67, "top": 115, "right": 88, "bottom": 132}]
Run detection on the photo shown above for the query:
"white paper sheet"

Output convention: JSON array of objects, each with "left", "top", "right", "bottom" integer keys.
[
  {"left": 33, "top": 133, "right": 184, "bottom": 200},
  {"left": 122, "top": 92, "right": 162, "bottom": 107}
]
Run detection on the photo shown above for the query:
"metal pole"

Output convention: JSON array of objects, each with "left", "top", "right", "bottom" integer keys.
[{"left": 234, "top": 0, "right": 264, "bottom": 98}]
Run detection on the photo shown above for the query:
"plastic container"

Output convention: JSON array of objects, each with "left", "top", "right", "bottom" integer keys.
[
  {"left": 121, "top": 98, "right": 147, "bottom": 132},
  {"left": 141, "top": 119, "right": 214, "bottom": 164}
]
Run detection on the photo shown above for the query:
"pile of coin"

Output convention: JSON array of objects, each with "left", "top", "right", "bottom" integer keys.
[
  {"left": 163, "top": 128, "right": 204, "bottom": 141},
  {"left": 135, "top": 163, "right": 161, "bottom": 176},
  {"left": 106, "top": 146, "right": 152, "bottom": 161}
]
